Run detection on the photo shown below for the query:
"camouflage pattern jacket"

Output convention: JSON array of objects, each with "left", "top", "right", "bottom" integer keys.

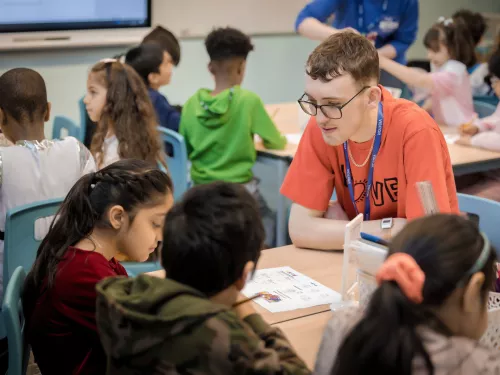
[{"left": 96, "top": 275, "right": 311, "bottom": 375}]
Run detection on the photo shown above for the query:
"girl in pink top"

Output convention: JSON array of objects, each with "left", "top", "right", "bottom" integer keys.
[
  {"left": 378, "top": 18, "right": 476, "bottom": 127},
  {"left": 456, "top": 51, "right": 500, "bottom": 201}
]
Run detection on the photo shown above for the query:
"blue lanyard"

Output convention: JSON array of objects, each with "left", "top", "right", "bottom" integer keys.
[
  {"left": 343, "top": 101, "right": 384, "bottom": 221},
  {"left": 358, "top": 0, "right": 389, "bottom": 32}
]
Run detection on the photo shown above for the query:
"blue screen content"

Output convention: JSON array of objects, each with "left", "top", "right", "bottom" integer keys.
[{"left": 0, "top": 0, "right": 149, "bottom": 32}]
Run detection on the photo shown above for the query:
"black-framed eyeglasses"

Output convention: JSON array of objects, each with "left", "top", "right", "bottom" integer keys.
[{"left": 298, "top": 86, "right": 370, "bottom": 120}]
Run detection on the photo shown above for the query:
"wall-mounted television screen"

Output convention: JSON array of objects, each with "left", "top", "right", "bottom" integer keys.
[{"left": 0, "top": 0, "right": 151, "bottom": 50}]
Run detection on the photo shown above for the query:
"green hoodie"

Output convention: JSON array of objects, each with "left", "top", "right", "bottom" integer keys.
[
  {"left": 96, "top": 275, "right": 311, "bottom": 375},
  {"left": 180, "top": 86, "right": 287, "bottom": 184}
]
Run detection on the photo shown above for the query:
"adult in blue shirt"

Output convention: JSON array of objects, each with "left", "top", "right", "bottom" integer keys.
[{"left": 296, "top": 0, "right": 419, "bottom": 88}]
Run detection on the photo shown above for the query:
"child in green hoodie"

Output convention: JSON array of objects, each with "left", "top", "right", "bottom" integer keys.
[
  {"left": 96, "top": 182, "right": 310, "bottom": 375},
  {"left": 179, "top": 27, "right": 287, "bottom": 247}
]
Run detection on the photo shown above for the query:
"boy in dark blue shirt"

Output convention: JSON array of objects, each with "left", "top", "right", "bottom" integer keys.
[{"left": 126, "top": 43, "right": 180, "bottom": 132}]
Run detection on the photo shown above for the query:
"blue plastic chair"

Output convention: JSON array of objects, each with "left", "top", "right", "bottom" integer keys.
[
  {"left": 78, "top": 97, "right": 87, "bottom": 142},
  {"left": 458, "top": 193, "right": 500, "bottom": 254},
  {"left": 122, "top": 261, "right": 162, "bottom": 277},
  {"left": 52, "top": 116, "right": 82, "bottom": 142},
  {"left": 2, "top": 267, "right": 29, "bottom": 375},
  {"left": 3, "top": 198, "right": 63, "bottom": 287},
  {"left": 474, "top": 95, "right": 499, "bottom": 107},
  {"left": 474, "top": 100, "right": 497, "bottom": 119},
  {"left": 157, "top": 127, "right": 189, "bottom": 201}
]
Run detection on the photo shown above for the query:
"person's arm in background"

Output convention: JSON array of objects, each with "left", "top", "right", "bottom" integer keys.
[
  {"left": 404, "top": 126, "right": 458, "bottom": 218},
  {"left": 458, "top": 112, "right": 500, "bottom": 151},
  {"left": 252, "top": 98, "right": 287, "bottom": 150},
  {"left": 379, "top": 55, "right": 434, "bottom": 90},
  {"left": 295, "top": 0, "right": 358, "bottom": 41},
  {"left": 156, "top": 95, "right": 181, "bottom": 132},
  {"left": 378, "top": 0, "right": 418, "bottom": 60}
]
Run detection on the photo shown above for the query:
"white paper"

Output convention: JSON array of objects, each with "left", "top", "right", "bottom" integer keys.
[
  {"left": 242, "top": 266, "right": 341, "bottom": 313},
  {"left": 444, "top": 134, "right": 459, "bottom": 144},
  {"left": 285, "top": 133, "right": 302, "bottom": 144}
]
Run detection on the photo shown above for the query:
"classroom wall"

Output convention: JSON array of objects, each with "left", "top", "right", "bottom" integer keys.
[{"left": 0, "top": 1, "right": 499, "bottom": 137}]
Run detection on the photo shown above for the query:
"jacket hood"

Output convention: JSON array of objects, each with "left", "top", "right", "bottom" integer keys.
[
  {"left": 96, "top": 275, "right": 227, "bottom": 359},
  {"left": 193, "top": 86, "right": 240, "bottom": 128}
]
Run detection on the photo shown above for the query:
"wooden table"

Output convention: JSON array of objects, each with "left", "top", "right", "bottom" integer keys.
[
  {"left": 251, "top": 245, "right": 342, "bottom": 370},
  {"left": 260, "top": 102, "right": 500, "bottom": 246},
  {"left": 252, "top": 245, "right": 343, "bottom": 324}
]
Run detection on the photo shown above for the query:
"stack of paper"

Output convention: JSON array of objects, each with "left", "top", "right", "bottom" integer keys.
[
  {"left": 242, "top": 266, "right": 340, "bottom": 313},
  {"left": 444, "top": 134, "right": 460, "bottom": 144},
  {"left": 285, "top": 133, "right": 302, "bottom": 144}
]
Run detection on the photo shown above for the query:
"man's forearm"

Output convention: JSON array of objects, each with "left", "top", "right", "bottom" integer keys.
[
  {"left": 289, "top": 214, "right": 348, "bottom": 250},
  {"left": 297, "top": 17, "right": 337, "bottom": 41}
]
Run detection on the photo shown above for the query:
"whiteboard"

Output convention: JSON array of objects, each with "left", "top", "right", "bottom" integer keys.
[{"left": 152, "top": 0, "right": 309, "bottom": 38}]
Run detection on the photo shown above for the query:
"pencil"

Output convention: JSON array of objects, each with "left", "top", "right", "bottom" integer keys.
[
  {"left": 271, "top": 108, "right": 280, "bottom": 119},
  {"left": 232, "top": 293, "right": 262, "bottom": 307}
]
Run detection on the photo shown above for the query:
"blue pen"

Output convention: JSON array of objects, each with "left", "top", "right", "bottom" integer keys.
[{"left": 360, "top": 232, "right": 390, "bottom": 247}]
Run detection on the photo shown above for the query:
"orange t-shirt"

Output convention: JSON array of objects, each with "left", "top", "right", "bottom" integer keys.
[{"left": 281, "top": 87, "right": 459, "bottom": 220}]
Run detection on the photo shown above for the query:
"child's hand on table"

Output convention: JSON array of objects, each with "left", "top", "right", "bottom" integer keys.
[
  {"left": 455, "top": 135, "right": 472, "bottom": 146},
  {"left": 459, "top": 124, "right": 479, "bottom": 136},
  {"left": 459, "top": 114, "right": 479, "bottom": 136}
]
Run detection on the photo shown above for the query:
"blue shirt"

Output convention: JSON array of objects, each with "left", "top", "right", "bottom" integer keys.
[
  {"left": 148, "top": 88, "right": 180, "bottom": 132},
  {"left": 295, "top": 0, "right": 419, "bottom": 64}
]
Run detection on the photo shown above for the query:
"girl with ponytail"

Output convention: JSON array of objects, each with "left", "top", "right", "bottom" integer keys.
[
  {"left": 23, "top": 159, "right": 174, "bottom": 375},
  {"left": 315, "top": 214, "right": 499, "bottom": 375},
  {"left": 377, "top": 17, "right": 476, "bottom": 127}
]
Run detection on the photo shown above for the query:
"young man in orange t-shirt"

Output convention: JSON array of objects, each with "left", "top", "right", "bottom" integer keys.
[{"left": 280, "top": 32, "right": 459, "bottom": 250}]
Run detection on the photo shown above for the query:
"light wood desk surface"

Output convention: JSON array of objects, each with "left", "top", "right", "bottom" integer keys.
[
  {"left": 261, "top": 102, "right": 500, "bottom": 169},
  {"left": 275, "top": 311, "right": 332, "bottom": 370},
  {"left": 251, "top": 245, "right": 343, "bottom": 325}
]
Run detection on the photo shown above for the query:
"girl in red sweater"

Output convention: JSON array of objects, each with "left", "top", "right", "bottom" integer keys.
[{"left": 23, "top": 159, "right": 173, "bottom": 375}]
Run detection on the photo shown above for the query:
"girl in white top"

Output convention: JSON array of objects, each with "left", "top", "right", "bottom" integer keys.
[
  {"left": 84, "top": 59, "right": 166, "bottom": 170},
  {"left": 378, "top": 18, "right": 476, "bottom": 127},
  {"left": 456, "top": 51, "right": 500, "bottom": 201},
  {"left": 315, "top": 214, "right": 499, "bottom": 375},
  {"left": 0, "top": 68, "right": 96, "bottom": 296}
]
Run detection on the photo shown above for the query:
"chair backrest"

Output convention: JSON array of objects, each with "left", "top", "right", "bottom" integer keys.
[
  {"left": 78, "top": 97, "right": 87, "bottom": 142},
  {"left": 474, "top": 100, "right": 497, "bottom": 119},
  {"left": 474, "top": 95, "right": 499, "bottom": 107},
  {"left": 52, "top": 116, "right": 82, "bottom": 142},
  {"left": 2, "top": 266, "right": 28, "bottom": 375},
  {"left": 457, "top": 193, "right": 500, "bottom": 253},
  {"left": 157, "top": 127, "right": 189, "bottom": 201},
  {"left": 122, "top": 262, "right": 162, "bottom": 277},
  {"left": 4, "top": 198, "right": 63, "bottom": 286}
]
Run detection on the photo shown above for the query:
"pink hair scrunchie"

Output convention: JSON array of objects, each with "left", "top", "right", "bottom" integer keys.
[{"left": 376, "top": 253, "right": 426, "bottom": 304}]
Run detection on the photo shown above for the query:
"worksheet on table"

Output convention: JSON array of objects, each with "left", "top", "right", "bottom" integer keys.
[{"left": 242, "top": 266, "right": 341, "bottom": 313}]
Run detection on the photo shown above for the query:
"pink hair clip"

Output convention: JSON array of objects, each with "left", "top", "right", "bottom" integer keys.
[{"left": 376, "top": 253, "right": 426, "bottom": 304}]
